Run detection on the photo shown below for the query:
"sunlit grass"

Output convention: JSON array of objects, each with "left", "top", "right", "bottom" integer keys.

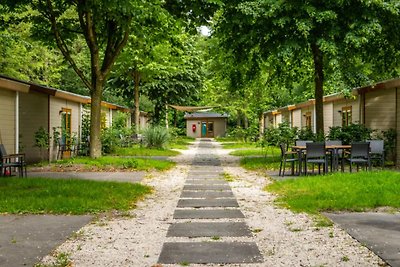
[
  {"left": 114, "top": 146, "right": 180, "bottom": 156},
  {"left": 220, "top": 142, "right": 258, "bottom": 149},
  {"left": 0, "top": 177, "right": 152, "bottom": 214},
  {"left": 56, "top": 156, "right": 175, "bottom": 171},
  {"left": 265, "top": 171, "right": 400, "bottom": 214},
  {"left": 168, "top": 136, "right": 195, "bottom": 150}
]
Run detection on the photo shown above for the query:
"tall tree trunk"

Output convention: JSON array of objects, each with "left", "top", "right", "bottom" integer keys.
[
  {"left": 259, "top": 112, "right": 264, "bottom": 137},
  {"left": 89, "top": 79, "right": 103, "bottom": 158},
  {"left": 133, "top": 70, "right": 140, "bottom": 133},
  {"left": 311, "top": 42, "right": 324, "bottom": 135}
]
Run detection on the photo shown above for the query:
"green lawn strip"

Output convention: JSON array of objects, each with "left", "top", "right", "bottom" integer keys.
[
  {"left": 240, "top": 155, "right": 281, "bottom": 171},
  {"left": 56, "top": 156, "right": 175, "bottom": 171},
  {"left": 230, "top": 146, "right": 280, "bottom": 156},
  {"left": 168, "top": 136, "right": 195, "bottom": 150},
  {"left": 114, "top": 146, "right": 180, "bottom": 156},
  {"left": 265, "top": 171, "right": 400, "bottom": 214},
  {"left": 220, "top": 142, "right": 258, "bottom": 149},
  {"left": 0, "top": 177, "right": 152, "bottom": 214}
]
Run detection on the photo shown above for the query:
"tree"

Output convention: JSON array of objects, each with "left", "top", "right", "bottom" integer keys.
[
  {"left": 4, "top": 0, "right": 145, "bottom": 158},
  {"left": 216, "top": 0, "right": 400, "bottom": 134}
]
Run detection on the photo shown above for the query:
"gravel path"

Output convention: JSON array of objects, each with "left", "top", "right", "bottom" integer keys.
[{"left": 41, "top": 140, "right": 385, "bottom": 266}]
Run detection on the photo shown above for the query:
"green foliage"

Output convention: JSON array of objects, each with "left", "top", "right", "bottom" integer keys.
[
  {"left": 297, "top": 127, "right": 316, "bottom": 141},
  {"left": 168, "top": 127, "right": 186, "bottom": 138},
  {"left": 266, "top": 171, "right": 400, "bottom": 214},
  {"left": 0, "top": 177, "right": 152, "bottom": 214},
  {"left": 114, "top": 146, "right": 180, "bottom": 157},
  {"left": 101, "top": 127, "right": 118, "bottom": 154},
  {"left": 373, "top": 128, "right": 397, "bottom": 162},
  {"left": 122, "top": 159, "right": 139, "bottom": 169},
  {"left": 34, "top": 126, "right": 50, "bottom": 150},
  {"left": 327, "top": 124, "right": 372, "bottom": 144},
  {"left": 142, "top": 126, "right": 170, "bottom": 149},
  {"left": 263, "top": 122, "right": 298, "bottom": 147}
]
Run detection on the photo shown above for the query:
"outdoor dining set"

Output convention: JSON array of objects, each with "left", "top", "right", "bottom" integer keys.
[{"left": 278, "top": 139, "right": 385, "bottom": 177}]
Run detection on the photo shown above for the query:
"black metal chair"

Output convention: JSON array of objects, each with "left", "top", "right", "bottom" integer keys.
[
  {"left": 304, "top": 142, "right": 328, "bottom": 175},
  {"left": 0, "top": 144, "right": 27, "bottom": 177},
  {"left": 366, "top": 140, "right": 384, "bottom": 167},
  {"left": 57, "top": 138, "right": 71, "bottom": 160},
  {"left": 279, "top": 143, "right": 298, "bottom": 176},
  {"left": 346, "top": 142, "right": 371, "bottom": 172}
]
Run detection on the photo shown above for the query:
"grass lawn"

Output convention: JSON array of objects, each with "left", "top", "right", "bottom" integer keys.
[
  {"left": 220, "top": 142, "right": 258, "bottom": 149},
  {"left": 55, "top": 156, "right": 175, "bottom": 171},
  {"left": 266, "top": 171, "right": 400, "bottom": 214},
  {"left": 231, "top": 146, "right": 280, "bottom": 157},
  {"left": 168, "top": 136, "right": 195, "bottom": 150},
  {"left": 240, "top": 156, "right": 281, "bottom": 171},
  {"left": 114, "top": 146, "right": 180, "bottom": 156},
  {"left": 0, "top": 177, "right": 152, "bottom": 214}
]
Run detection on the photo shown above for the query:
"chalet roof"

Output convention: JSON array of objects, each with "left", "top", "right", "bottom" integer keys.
[
  {"left": 0, "top": 74, "right": 131, "bottom": 112},
  {"left": 184, "top": 112, "right": 228, "bottom": 119},
  {"left": 168, "top": 104, "right": 218, "bottom": 112}
]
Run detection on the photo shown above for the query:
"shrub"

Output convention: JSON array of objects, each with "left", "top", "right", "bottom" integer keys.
[
  {"left": 142, "top": 125, "right": 170, "bottom": 149},
  {"left": 262, "top": 122, "right": 298, "bottom": 147},
  {"left": 34, "top": 126, "right": 50, "bottom": 161},
  {"left": 101, "top": 127, "right": 118, "bottom": 154},
  {"left": 168, "top": 127, "right": 186, "bottom": 138},
  {"left": 327, "top": 124, "right": 372, "bottom": 144},
  {"left": 298, "top": 127, "right": 316, "bottom": 141}
]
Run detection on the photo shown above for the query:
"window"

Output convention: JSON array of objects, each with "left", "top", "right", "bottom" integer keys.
[
  {"left": 305, "top": 112, "right": 312, "bottom": 129},
  {"left": 60, "top": 108, "right": 72, "bottom": 144},
  {"left": 342, "top": 106, "right": 352, "bottom": 127}
]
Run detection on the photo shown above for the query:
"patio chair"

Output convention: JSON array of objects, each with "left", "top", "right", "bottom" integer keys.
[
  {"left": 304, "top": 142, "right": 328, "bottom": 175},
  {"left": 345, "top": 142, "right": 371, "bottom": 172},
  {"left": 57, "top": 138, "right": 72, "bottom": 160},
  {"left": 366, "top": 140, "right": 384, "bottom": 167},
  {"left": 0, "top": 144, "right": 27, "bottom": 177},
  {"left": 325, "top": 140, "right": 343, "bottom": 171},
  {"left": 295, "top": 140, "right": 313, "bottom": 147},
  {"left": 279, "top": 143, "right": 298, "bottom": 176}
]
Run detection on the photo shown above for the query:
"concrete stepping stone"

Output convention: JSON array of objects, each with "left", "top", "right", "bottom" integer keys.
[
  {"left": 187, "top": 176, "right": 224, "bottom": 180},
  {"left": 183, "top": 185, "right": 231, "bottom": 191},
  {"left": 185, "top": 180, "right": 228, "bottom": 185},
  {"left": 167, "top": 222, "right": 252, "bottom": 237},
  {"left": 173, "top": 209, "right": 245, "bottom": 219},
  {"left": 177, "top": 199, "right": 238, "bottom": 208},
  {"left": 180, "top": 191, "right": 234, "bottom": 199},
  {"left": 158, "top": 242, "right": 263, "bottom": 264}
]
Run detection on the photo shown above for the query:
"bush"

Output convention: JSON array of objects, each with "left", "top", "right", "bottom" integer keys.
[
  {"left": 168, "top": 127, "right": 186, "bottom": 138},
  {"left": 327, "top": 124, "right": 372, "bottom": 144},
  {"left": 101, "top": 127, "right": 118, "bottom": 154},
  {"left": 298, "top": 127, "right": 316, "bottom": 141},
  {"left": 263, "top": 122, "right": 298, "bottom": 147},
  {"left": 142, "top": 125, "right": 170, "bottom": 149}
]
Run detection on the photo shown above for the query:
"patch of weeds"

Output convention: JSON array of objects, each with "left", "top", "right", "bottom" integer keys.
[
  {"left": 252, "top": 228, "right": 263, "bottom": 233},
  {"left": 71, "top": 230, "right": 85, "bottom": 239},
  {"left": 34, "top": 252, "right": 71, "bottom": 267},
  {"left": 10, "top": 237, "right": 17, "bottom": 244},
  {"left": 211, "top": 236, "right": 220, "bottom": 240},
  {"left": 341, "top": 256, "right": 350, "bottom": 262},
  {"left": 144, "top": 254, "right": 150, "bottom": 258},
  {"left": 284, "top": 221, "right": 294, "bottom": 226},
  {"left": 289, "top": 227, "right": 302, "bottom": 232},
  {"left": 180, "top": 261, "right": 190, "bottom": 266},
  {"left": 221, "top": 172, "right": 235, "bottom": 182},
  {"left": 329, "top": 231, "right": 334, "bottom": 238},
  {"left": 122, "top": 159, "right": 139, "bottom": 169},
  {"left": 314, "top": 216, "right": 333, "bottom": 228},
  {"left": 76, "top": 245, "right": 82, "bottom": 251}
]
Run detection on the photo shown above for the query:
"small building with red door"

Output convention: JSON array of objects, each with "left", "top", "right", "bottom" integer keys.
[{"left": 184, "top": 112, "right": 228, "bottom": 138}]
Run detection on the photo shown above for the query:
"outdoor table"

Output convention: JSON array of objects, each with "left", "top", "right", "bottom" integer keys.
[{"left": 292, "top": 145, "right": 351, "bottom": 175}]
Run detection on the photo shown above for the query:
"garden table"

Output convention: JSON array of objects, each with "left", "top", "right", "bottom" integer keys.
[{"left": 292, "top": 145, "right": 351, "bottom": 175}]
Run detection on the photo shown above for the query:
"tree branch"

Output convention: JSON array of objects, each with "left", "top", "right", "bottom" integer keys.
[{"left": 44, "top": 0, "right": 91, "bottom": 90}]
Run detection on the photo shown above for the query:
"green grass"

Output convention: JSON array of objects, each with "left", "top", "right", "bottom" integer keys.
[
  {"left": 240, "top": 155, "right": 281, "bottom": 171},
  {"left": 114, "top": 146, "right": 180, "bottom": 156},
  {"left": 265, "top": 171, "right": 400, "bottom": 214},
  {"left": 230, "top": 146, "right": 280, "bottom": 157},
  {"left": 56, "top": 156, "right": 175, "bottom": 171},
  {"left": 220, "top": 142, "right": 258, "bottom": 149},
  {"left": 0, "top": 177, "right": 152, "bottom": 214},
  {"left": 168, "top": 136, "right": 195, "bottom": 150}
]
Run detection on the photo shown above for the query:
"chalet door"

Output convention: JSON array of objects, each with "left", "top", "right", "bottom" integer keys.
[{"left": 201, "top": 121, "right": 214, "bottom": 137}]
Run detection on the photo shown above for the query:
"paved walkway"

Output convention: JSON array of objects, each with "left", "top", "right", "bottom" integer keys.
[
  {"left": 0, "top": 215, "right": 91, "bottom": 267},
  {"left": 158, "top": 139, "right": 263, "bottom": 264},
  {"left": 326, "top": 212, "right": 400, "bottom": 267}
]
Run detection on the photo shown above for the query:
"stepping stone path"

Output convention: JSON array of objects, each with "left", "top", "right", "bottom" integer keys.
[{"left": 158, "top": 139, "right": 263, "bottom": 264}]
